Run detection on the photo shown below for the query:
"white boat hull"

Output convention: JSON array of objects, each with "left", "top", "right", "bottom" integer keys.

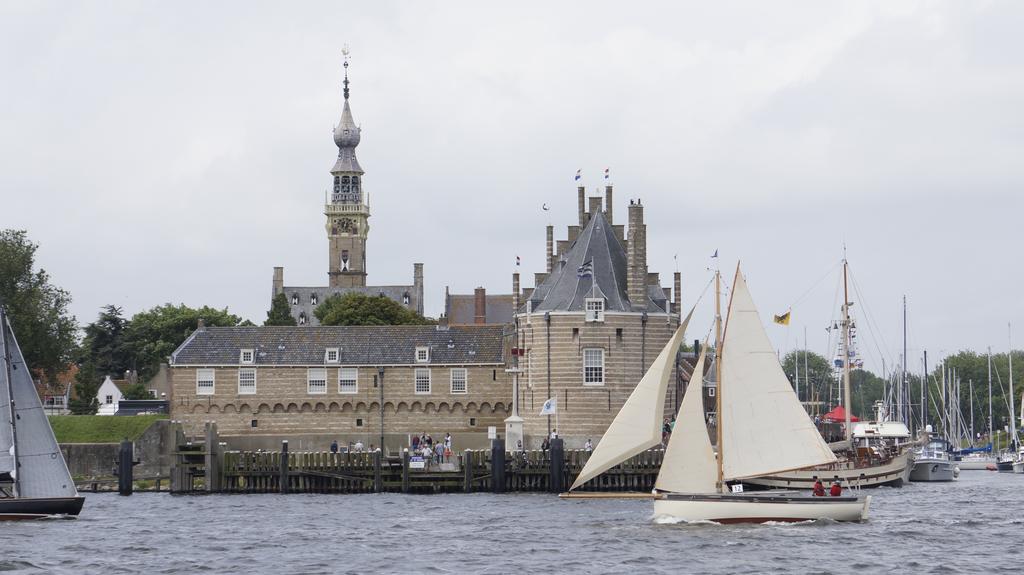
[
  {"left": 653, "top": 492, "right": 870, "bottom": 523},
  {"left": 743, "top": 449, "right": 913, "bottom": 490},
  {"left": 956, "top": 457, "right": 996, "bottom": 470},
  {"left": 910, "top": 459, "right": 958, "bottom": 482},
  {"left": 1014, "top": 461, "right": 1024, "bottom": 474}
]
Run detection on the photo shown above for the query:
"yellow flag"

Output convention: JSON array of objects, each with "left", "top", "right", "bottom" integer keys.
[{"left": 773, "top": 311, "right": 791, "bottom": 325}]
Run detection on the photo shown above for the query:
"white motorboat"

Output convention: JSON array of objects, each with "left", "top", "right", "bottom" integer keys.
[{"left": 910, "top": 435, "right": 958, "bottom": 482}]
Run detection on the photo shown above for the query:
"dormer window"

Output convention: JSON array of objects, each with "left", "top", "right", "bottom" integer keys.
[
  {"left": 311, "top": 294, "right": 318, "bottom": 306},
  {"left": 239, "top": 349, "right": 255, "bottom": 364},
  {"left": 298, "top": 313, "right": 307, "bottom": 325},
  {"left": 585, "top": 298, "right": 605, "bottom": 322},
  {"left": 325, "top": 348, "right": 339, "bottom": 363},
  {"left": 402, "top": 292, "right": 411, "bottom": 306},
  {"left": 415, "top": 346, "right": 430, "bottom": 363},
  {"left": 291, "top": 294, "right": 299, "bottom": 305}
]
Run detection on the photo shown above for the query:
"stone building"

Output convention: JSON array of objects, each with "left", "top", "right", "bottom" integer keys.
[
  {"left": 512, "top": 186, "right": 683, "bottom": 447},
  {"left": 272, "top": 58, "right": 424, "bottom": 326},
  {"left": 168, "top": 322, "right": 512, "bottom": 451},
  {"left": 444, "top": 286, "right": 515, "bottom": 325}
]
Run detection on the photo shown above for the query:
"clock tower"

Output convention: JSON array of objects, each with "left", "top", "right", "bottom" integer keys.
[{"left": 326, "top": 53, "right": 369, "bottom": 288}]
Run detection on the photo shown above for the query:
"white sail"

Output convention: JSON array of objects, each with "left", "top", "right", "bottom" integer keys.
[
  {"left": 720, "top": 269, "right": 836, "bottom": 481},
  {"left": 2, "top": 315, "right": 78, "bottom": 498},
  {"left": 655, "top": 344, "right": 717, "bottom": 493},
  {"left": 569, "top": 307, "right": 693, "bottom": 490}
]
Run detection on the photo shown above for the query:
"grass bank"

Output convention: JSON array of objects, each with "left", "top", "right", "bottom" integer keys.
[{"left": 48, "top": 414, "right": 168, "bottom": 443}]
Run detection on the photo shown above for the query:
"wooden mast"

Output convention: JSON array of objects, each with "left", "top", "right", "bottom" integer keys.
[
  {"left": 842, "top": 259, "right": 853, "bottom": 442},
  {"left": 714, "top": 268, "right": 724, "bottom": 492}
]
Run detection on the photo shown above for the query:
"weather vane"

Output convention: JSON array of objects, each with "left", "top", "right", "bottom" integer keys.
[{"left": 342, "top": 45, "right": 351, "bottom": 99}]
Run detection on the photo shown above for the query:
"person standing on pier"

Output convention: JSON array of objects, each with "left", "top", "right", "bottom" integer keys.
[
  {"left": 584, "top": 439, "right": 593, "bottom": 452},
  {"left": 541, "top": 437, "right": 550, "bottom": 453},
  {"left": 330, "top": 440, "right": 338, "bottom": 454},
  {"left": 444, "top": 432, "right": 452, "bottom": 451},
  {"left": 412, "top": 435, "right": 420, "bottom": 451}
]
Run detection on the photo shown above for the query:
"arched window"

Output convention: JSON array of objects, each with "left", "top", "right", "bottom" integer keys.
[{"left": 291, "top": 293, "right": 299, "bottom": 305}]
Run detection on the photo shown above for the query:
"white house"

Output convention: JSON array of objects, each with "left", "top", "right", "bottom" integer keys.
[{"left": 96, "top": 375, "right": 124, "bottom": 416}]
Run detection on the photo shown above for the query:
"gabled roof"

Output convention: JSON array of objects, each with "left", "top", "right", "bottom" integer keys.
[
  {"left": 527, "top": 210, "right": 666, "bottom": 313},
  {"left": 170, "top": 325, "right": 506, "bottom": 366}
]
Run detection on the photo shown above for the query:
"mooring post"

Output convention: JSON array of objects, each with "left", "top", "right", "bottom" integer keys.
[
  {"left": 549, "top": 438, "right": 565, "bottom": 493},
  {"left": 401, "top": 449, "right": 410, "bottom": 493},
  {"left": 373, "top": 450, "right": 383, "bottom": 493},
  {"left": 118, "top": 440, "right": 134, "bottom": 496},
  {"left": 279, "top": 440, "right": 290, "bottom": 494},
  {"left": 491, "top": 439, "right": 506, "bottom": 493},
  {"left": 462, "top": 450, "right": 473, "bottom": 493},
  {"left": 204, "top": 422, "right": 220, "bottom": 492}
]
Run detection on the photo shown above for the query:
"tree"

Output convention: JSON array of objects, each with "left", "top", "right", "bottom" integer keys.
[
  {"left": 124, "top": 304, "right": 246, "bottom": 380},
  {"left": 121, "top": 383, "right": 152, "bottom": 400},
  {"left": 781, "top": 349, "right": 834, "bottom": 403},
  {"left": 264, "top": 293, "right": 297, "bottom": 326},
  {"left": 314, "top": 293, "right": 434, "bottom": 326},
  {"left": 0, "top": 230, "right": 78, "bottom": 386},
  {"left": 79, "top": 305, "right": 132, "bottom": 377},
  {"left": 68, "top": 362, "right": 99, "bottom": 415}
]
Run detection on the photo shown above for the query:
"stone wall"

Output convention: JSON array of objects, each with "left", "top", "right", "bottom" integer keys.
[{"left": 60, "top": 419, "right": 174, "bottom": 479}]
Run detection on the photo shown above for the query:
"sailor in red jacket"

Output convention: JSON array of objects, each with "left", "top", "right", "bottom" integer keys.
[
  {"left": 829, "top": 476, "right": 842, "bottom": 497},
  {"left": 812, "top": 476, "right": 826, "bottom": 497}
]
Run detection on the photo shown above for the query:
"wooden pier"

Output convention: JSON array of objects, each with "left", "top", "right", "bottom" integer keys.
[{"left": 170, "top": 422, "right": 665, "bottom": 495}]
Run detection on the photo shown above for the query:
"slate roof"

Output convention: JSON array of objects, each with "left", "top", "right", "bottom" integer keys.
[
  {"left": 527, "top": 210, "right": 668, "bottom": 313},
  {"left": 284, "top": 285, "right": 417, "bottom": 326},
  {"left": 170, "top": 325, "right": 506, "bottom": 366},
  {"left": 446, "top": 294, "right": 515, "bottom": 325},
  {"left": 331, "top": 99, "right": 363, "bottom": 174}
]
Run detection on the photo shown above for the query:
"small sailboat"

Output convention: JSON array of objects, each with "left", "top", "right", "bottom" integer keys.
[
  {"left": 568, "top": 265, "right": 870, "bottom": 523},
  {"left": 0, "top": 305, "right": 84, "bottom": 519}
]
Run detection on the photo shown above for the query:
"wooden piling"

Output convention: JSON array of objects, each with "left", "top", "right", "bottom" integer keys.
[
  {"left": 279, "top": 440, "right": 289, "bottom": 494},
  {"left": 401, "top": 449, "right": 410, "bottom": 493},
  {"left": 549, "top": 438, "right": 565, "bottom": 493},
  {"left": 373, "top": 451, "right": 383, "bottom": 493},
  {"left": 491, "top": 439, "right": 506, "bottom": 493},
  {"left": 462, "top": 450, "right": 473, "bottom": 493},
  {"left": 118, "top": 440, "right": 133, "bottom": 496}
]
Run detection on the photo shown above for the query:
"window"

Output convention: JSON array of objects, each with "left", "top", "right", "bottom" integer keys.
[
  {"left": 402, "top": 292, "right": 411, "bottom": 305},
  {"left": 450, "top": 368, "right": 467, "bottom": 394},
  {"left": 415, "top": 368, "right": 431, "bottom": 394},
  {"left": 356, "top": 418, "right": 364, "bottom": 427},
  {"left": 616, "top": 328, "right": 624, "bottom": 343},
  {"left": 307, "top": 368, "right": 327, "bottom": 394},
  {"left": 585, "top": 298, "right": 605, "bottom": 322},
  {"left": 240, "top": 349, "right": 254, "bottom": 364},
  {"left": 311, "top": 294, "right": 318, "bottom": 306},
  {"left": 238, "top": 368, "right": 256, "bottom": 395},
  {"left": 415, "top": 346, "right": 430, "bottom": 363},
  {"left": 197, "top": 369, "right": 215, "bottom": 395},
  {"left": 148, "top": 389, "right": 157, "bottom": 399},
  {"left": 707, "top": 387, "right": 716, "bottom": 397},
  {"left": 339, "top": 368, "right": 358, "bottom": 394},
  {"left": 325, "top": 348, "right": 340, "bottom": 363},
  {"left": 251, "top": 419, "right": 258, "bottom": 428},
  {"left": 583, "top": 348, "right": 604, "bottom": 385},
  {"left": 298, "top": 313, "right": 307, "bottom": 325},
  {"left": 572, "top": 328, "right": 579, "bottom": 342},
  {"left": 291, "top": 294, "right": 299, "bottom": 305},
  {"left": 469, "top": 417, "right": 477, "bottom": 427},
  {"left": 105, "top": 395, "right": 113, "bottom": 404}
]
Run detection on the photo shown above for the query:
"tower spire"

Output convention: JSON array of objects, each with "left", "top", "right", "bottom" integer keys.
[{"left": 342, "top": 45, "right": 350, "bottom": 100}]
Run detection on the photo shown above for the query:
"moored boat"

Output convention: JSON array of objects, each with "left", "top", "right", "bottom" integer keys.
[{"left": 910, "top": 436, "right": 958, "bottom": 482}]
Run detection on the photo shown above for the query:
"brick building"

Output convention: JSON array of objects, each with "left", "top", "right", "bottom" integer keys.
[
  {"left": 513, "top": 186, "right": 682, "bottom": 447},
  {"left": 272, "top": 57, "right": 424, "bottom": 326},
  {"left": 168, "top": 323, "right": 512, "bottom": 451}
]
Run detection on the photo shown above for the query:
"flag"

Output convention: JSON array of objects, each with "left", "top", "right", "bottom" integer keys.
[
  {"left": 516, "top": 255, "right": 521, "bottom": 267},
  {"left": 574, "top": 169, "right": 581, "bottom": 181},
  {"left": 540, "top": 397, "right": 558, "bottom": 415},
  {"left": 576, "top": 259, "right": 593, "bottom": 278},
  {"left": 773, "top": 311, "right": 791, "bottom": 325},
  {"left": 604, "top": 168, "right": 609, "bottom": 179}
]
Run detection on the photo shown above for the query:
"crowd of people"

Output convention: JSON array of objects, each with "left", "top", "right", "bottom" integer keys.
[{"left": 411, "top": 432, "right": 453, "bottom": 465}]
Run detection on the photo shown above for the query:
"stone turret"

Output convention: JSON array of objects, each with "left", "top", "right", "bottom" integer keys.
[{"left": 626, "top": 200, "right": 648, "bottom": 310}]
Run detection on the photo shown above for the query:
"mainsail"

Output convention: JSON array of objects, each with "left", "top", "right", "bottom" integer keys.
[
  {"left": 568, "top": 307, "right": 693, "bottom": 490},
  {"left": 654, "top": 344, "right": 717, "bottom": 493},
  {"left": 1, "top": 314, "right": 78, "bottom": 499},
  {"left": 719, "top": 269, "right": 836, "bottom": 480}
]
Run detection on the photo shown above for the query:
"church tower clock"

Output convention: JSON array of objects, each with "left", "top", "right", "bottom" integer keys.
[{"left": 326, "top": 51, "right": 370, "bottom": 288}]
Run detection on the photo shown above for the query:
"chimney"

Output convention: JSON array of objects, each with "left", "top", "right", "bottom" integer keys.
[
  {"left": 196, "top": 318, "right": 206, "bottom": 331},
  {"left": 413, "top": 263, "right": 424, "bottom": 315},
  {"left": 588, "top": 196, "right": 603, "bottom": 223},
  {"left": 626, "top": 200, "right": 647, "bottom": 310},
  {"left": 436, "top": 314, "right": 449, "bottom": 331},
  {"left": 577, "top": 186, "right": 586, "bottom": 227},
  {"left": 474, "top": 287, "right": 486, "bottom": 324},
  {"left": 674, "top": 271, "right": 682, "bottom": 317},
  {"left": 546, "top": 225, "right": 554, "bottom": 273},
  {"left": 605, "top": 185, "right": 613, "bottom": 224},
  {"left": 512, "top": 272, "right": 521, "bottom": 314},
  {"left": 272, "top": 267, "right": 284, "bottom": 297}
]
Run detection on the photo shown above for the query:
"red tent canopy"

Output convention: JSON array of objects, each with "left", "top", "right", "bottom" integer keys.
[{"left": 821, "top": 405, "right": 859, "bottom": 422}]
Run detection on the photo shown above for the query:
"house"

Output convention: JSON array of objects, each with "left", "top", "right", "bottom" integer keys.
[{"left": 96, "top": 375, "right": 125, "bottom": 416}]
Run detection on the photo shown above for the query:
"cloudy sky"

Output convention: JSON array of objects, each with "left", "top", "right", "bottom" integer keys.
[{"left": 2, "top": 1, "right": 1022, "bottom": 374}]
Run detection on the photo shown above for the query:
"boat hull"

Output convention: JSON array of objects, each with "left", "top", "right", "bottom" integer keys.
[
  {"left": 956, "top": 457, "right": 996, "bottom": 470},
  {"left": 743, "top": 449, "right": 913, "bottom": 490},
  {"left": 0, "top": 497, "right": 85, "bottom": 520},
  {"left": 996, "top": 459, "right": 1015, "bottom": 472},
  {"left": 1014, "top": 461, "right": 1024, "bottom": 474},
  {"left": 909, "top": 459, "right": 957, "bottom": 482},
  {"left": 653, "top": 492, "right": 870, "bottom": 523}
]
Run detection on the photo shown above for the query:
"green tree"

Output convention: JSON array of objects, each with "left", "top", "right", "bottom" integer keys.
[
  {"left": 79, "top": 305, "right": 132, "bottom": 377},
  {"left": 120, "top": 383, "right": 152, "bottom": 400},
  {"left": 314, "top": 293, "right": 434, "bottom": 326},
  {"left": 68, "top": 362, "right": 99, "bottom": 415},
  {"left": 781, "top": 349, "right": 834, "bottom": 403},
  {"left": 0, "top": 230, "right": 78, "bottom": 386},
  {"left": 264, "top": 293, "right": 297, "bottom": 326},
  {"left": 124, "top": 304, "right": 246, "bottom": 380}
]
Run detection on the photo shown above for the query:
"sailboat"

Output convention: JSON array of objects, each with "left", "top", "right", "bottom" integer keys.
[
  {"left": 568, "top": 265, "right": 870, "bottom": 523},
  {"left": 0, "top": 305, "right": 84, "bottom": 519}
]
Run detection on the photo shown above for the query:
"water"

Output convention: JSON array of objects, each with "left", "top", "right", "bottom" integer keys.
[{"left": 1, "top": 471, "right": 1020, "bottom": 574}]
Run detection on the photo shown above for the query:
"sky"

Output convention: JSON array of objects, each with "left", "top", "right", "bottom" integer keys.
[{"left": 2, "top": 1, "right": 1023, "bottom": 375}]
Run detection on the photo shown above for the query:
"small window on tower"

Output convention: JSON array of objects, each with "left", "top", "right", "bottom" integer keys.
[
  {"left": 342, "top": 176, "right": 350, "bottom": 184},
  {"left": 311, "top": 294, "right": 318, "bottom": 306},
  {"left": 298, "top": 313, "right": 307, "bottom": 325},
  {"left": 291, "top": 294, "right": 299, "bottom": 305},
  {"left": 403, "top": 292, "right": 411, "bottom": 305}
]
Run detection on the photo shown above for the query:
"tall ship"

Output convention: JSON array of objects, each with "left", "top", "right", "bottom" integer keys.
[
  {"left": 0, "top": 305, "right": 84, "bottom": 519},
  {"left": 744, "top": 259, "right": 914, "bottom": 490}
]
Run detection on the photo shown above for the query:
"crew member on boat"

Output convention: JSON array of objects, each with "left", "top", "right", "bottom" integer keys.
[
  {"left": 830, "top": 476, "right": 842, "bottom": 497},
  {"left": 812, "top": 477, "right": 825, "bottom": 497}
]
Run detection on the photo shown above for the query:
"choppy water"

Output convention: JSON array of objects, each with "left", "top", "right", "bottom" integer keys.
[{"left": 1, "top": 471, "right": 1021, "bottom": 574}]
